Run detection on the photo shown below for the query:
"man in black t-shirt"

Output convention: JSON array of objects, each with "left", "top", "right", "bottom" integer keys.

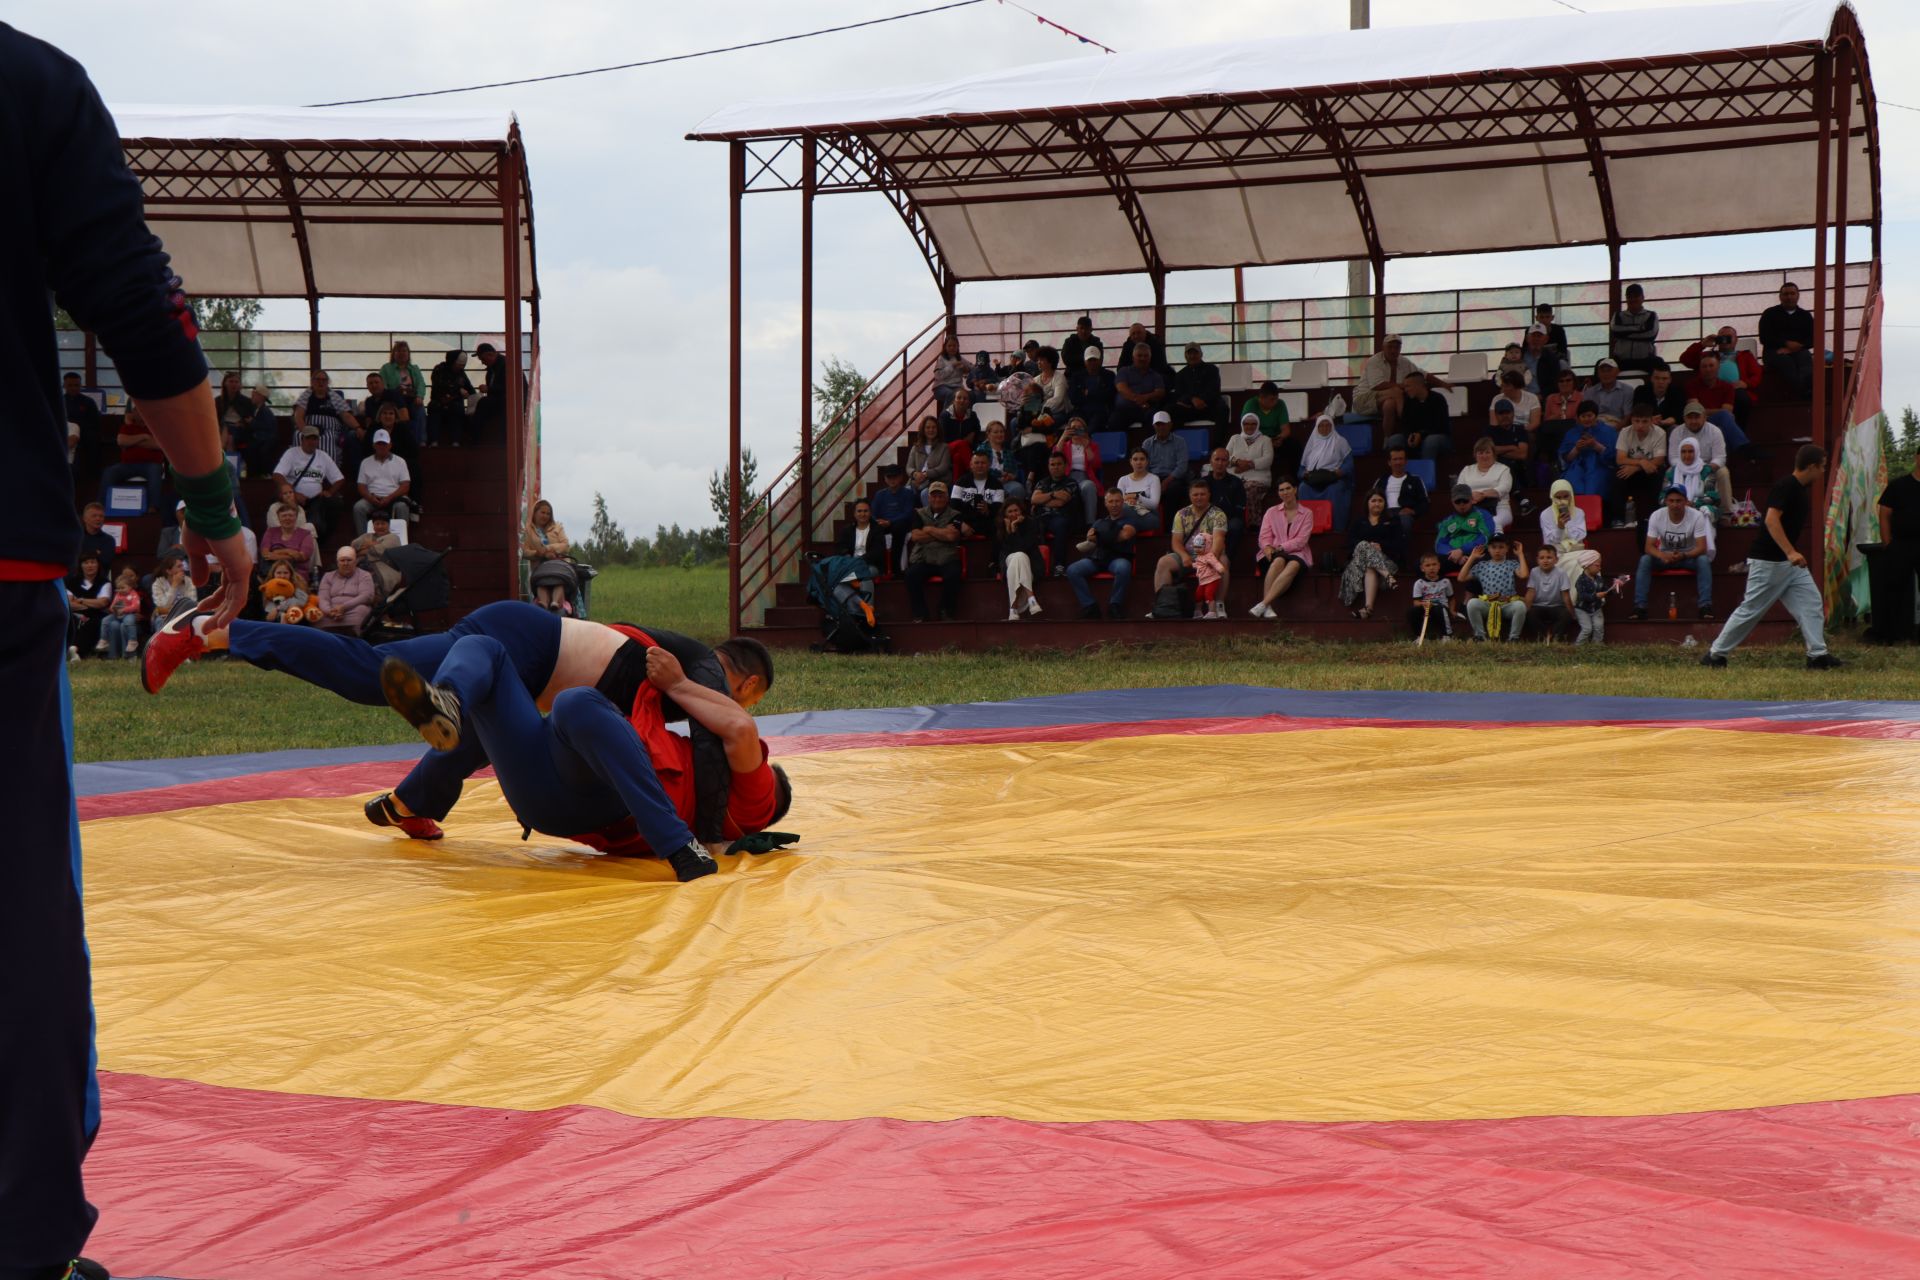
[
  {"left": 1873, "top": 457, "right": 1920, "bottom": 641},
  {"left": 1703, "top": 444, "right": 1841, "bottom": 668}
]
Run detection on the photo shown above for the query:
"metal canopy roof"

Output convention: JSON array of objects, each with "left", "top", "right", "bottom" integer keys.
[
  {"left": 111, "top": 105, "right": 538, "bottom": 302},
  {"left": 688, "top": 0, "right": 1877, "bottom": 288}
]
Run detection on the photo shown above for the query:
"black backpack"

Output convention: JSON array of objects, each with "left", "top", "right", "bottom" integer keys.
[{"left": 1150, "top": 567, "right": 1194, "bottom": 619}]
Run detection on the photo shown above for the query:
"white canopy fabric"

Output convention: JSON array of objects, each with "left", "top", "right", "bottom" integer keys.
[
  {"left": 112, "top": 105, "right": 536, "bottom": 301},
  {"left": 690, "top": 0, "right": 1876, "bottom": 282}
]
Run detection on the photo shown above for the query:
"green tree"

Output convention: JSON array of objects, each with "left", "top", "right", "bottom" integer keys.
[
  {"left": 1881, "top": 405, "right": 1918, "bottom": 479},
  {"left": 708, "top": 447, "right": 763, "bottom": 526},
  {"left": 811, "top": 356, "right": 872, "bottom": 456},
  {"left": 574, "top": 492, "right": 631, "bottom": 566},
  {"left": 192, "top": 297, "right": 264, "bottom": 331}
]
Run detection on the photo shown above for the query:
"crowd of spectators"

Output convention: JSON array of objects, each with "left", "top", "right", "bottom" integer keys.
[
  {"left": 62, "top": 338, "right": 518, "bottom": 659},
  {"left": 874, "top": 281, "right": 1823, "bottom": 634}
]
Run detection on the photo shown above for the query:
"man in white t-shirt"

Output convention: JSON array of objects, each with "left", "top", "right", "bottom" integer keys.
[
  {"left": 1631, "top": 485, "right": 1715, "bottom": 619},
  {"left": 1524, "top": 543, "right": 1575, "bottom": 639},
  {"left": 353, "top": 427, "right": 414, "bottom": 534},
  {"left": 272, "top": 423, "right": 347, "bottom": 545}
]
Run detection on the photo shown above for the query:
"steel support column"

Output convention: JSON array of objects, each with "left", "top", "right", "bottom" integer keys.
[
  {"left": 1372, "top": 256, "right": 1387, "bottom": 351},
  {"left": 1562, "top": 75, "right": 1623, "bottom": 315},
  {"left": 727, "top": 141, "right": 745, "bottom": 636},
  {"left": 800, "top": 134, "right": 816, "bottom": 549},
  {"left": 1810, "top": 52, "right": 1833, "bottom": 600},
  {"left": 1152, "top": 268, "right": 1167, "bottom": 344},
  {"left": 500, "top": 144, "right": 526, "bottom": 603},
  {"left": 1831, "top": 49, "right": 1854, "bottom": 425},
  {"left": 268, "top": 149, "right": 322, "bottom": 370}
]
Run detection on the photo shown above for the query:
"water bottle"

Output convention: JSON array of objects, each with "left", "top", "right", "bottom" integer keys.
[
  {"left": 1624, "top": 496, "right": 1638, "bottom": 528},
  {"left": 1667, "top": 591, "right": 1677, "bottom": 621}
]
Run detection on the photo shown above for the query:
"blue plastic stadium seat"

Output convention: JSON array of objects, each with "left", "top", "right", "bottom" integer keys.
[
  {"left": 1176, "top": 427, "right": 1211, "bottom": 462},
  {"left": 1406, "top": 459, "right": 1437, "bottom": 490},
  {"left": 1336, "top": 422, "right": 1373, "bottom": 457},
  {"left": 1091, "top": 431, "right": 1126, "bottom": 465}
]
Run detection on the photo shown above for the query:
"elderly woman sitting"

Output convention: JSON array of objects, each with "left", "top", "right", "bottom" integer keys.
[
  {"left": 261, "top": 501, "right": 319, "bottom": 583},
  {"left": 1296, "top": 413, "right": 1355, "bottom": 531},
  {"left": 316, "top": 546, "right": 377, "bottom": 632}
]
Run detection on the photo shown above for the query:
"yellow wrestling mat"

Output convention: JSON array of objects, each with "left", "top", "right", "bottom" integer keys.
[{"left": 85, "top": 725, "right": 1920, "bottom": 1125}]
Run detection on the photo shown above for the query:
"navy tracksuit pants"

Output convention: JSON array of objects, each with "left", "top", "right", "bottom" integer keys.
[
  {"left": 1, "top": 582, "right": 98, "bottom": 1277},
  {"left": 435, "top": 634, "right": 695, "bottom": 851},
  {"left": 226, "top": 601, "right": 563, "bottom": 820}
]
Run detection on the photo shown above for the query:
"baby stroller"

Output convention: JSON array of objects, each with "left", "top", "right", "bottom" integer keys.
[
  {"left": 527, "top": 558, "right": 598, "bottom": 618},
  {"left": 806, "top": 554, "right": 888, "bottom": 653},
  {"left": 361, "top": 543, "right": 451, "bottom": 642}
]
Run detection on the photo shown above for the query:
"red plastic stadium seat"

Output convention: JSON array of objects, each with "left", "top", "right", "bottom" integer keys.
[
  {"left": 1574, "top": 494, "right": 1602, "bottom": 530},
  {"left": 1300, "top": 499, "right": 1334, "bottom": 533}
]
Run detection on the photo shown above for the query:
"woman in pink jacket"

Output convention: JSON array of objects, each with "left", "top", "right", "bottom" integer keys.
[
  {"left": 317, "top": 546, "right": 378, "bottom": 632},
  {"left": 1248, "top": 478, "right": 1316, "bottom": 619}
]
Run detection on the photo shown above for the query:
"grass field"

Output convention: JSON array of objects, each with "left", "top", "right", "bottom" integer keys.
[{"left": 71, "top": 564, "right": 1915, "bottom": 762}]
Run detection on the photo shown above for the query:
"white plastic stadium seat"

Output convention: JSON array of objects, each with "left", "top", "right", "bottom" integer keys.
[
  {"left": 1285, "top": 358, "right": 1328, "bottom": 390},
  {"left": 1448, "top": 351, "right": 1488, "bottom": 383},
  {"left": 1218, "top": 362, "right": 1254, "bottom": 391},
  {"left": 1442, "top": 386, "right": 1469, "bottom": 418},
  {"left": 1736, "top": 336, "right": 1760, "bottom": 357},
  {"left": 972, "top": 400, "right": 1006, "bottom": 430},
  {"left": 1279, "top": 391, "right": 1310, "bottom": 421}
]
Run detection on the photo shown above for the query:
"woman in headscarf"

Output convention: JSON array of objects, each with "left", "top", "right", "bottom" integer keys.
[
  {"left": 906, "top": 414, "right": 952, "bottom": 501},
  {"left": 1339, "top": 490, "right": 1404, "bottom": 619},
  {"left": 1297, "top": 413, "right": 1355, "bottom": 530},
  {"left": 1538, "top": 478, "right": 1600, "bottom": 581},
  {"left": 1662, "top": 435, "right": 1722, "bottom": 526}
]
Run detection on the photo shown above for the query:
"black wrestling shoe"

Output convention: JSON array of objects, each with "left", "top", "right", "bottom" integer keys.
[
  {"left": 31, "top": 1260, "right": 110, "bottom": 1280},
  {"left": 667, "top": 842, "right": 719, "bottom": 883},
  {"left": 364, "top": 792, "right": 445, "bottom": 840},
  {"left": 379, "top": 657, "right": 462, "bottom": 752},
  {"left": 1698, "top": 652, "right": 1728, "bottom": 668},
  {"left": 1807, "top": 653, "right": 1847, "bottom": 670}
]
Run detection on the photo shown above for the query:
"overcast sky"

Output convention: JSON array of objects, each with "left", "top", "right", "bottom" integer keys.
[{"left": 16, "top": 0, "right": 1920, "bottom": 533}]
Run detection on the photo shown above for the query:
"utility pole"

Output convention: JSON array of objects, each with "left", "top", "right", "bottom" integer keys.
[{"left": 1348, "top": 0, "right": 1372, "bottom": 364}]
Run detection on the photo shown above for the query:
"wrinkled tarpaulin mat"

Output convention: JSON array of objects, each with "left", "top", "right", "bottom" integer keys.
[{"left": 78, "top": 688, "right": 1920, "bottom": 1278}]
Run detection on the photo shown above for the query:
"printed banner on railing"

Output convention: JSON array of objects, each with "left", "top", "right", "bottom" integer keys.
[{"left": 1823, "top": 290, "right": 1884, "bottom": 618}]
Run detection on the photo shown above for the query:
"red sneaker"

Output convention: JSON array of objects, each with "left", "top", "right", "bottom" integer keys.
[
  {"left": 141, "top": 610, "right": 205, "bottom": 693},
  {"left": 364, "top": 792, "right": 445, "bottom": 840}
]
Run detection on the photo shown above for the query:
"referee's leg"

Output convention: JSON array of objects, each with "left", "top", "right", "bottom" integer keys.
[{"left": 0, "top": 581, "right": 99, "bottom": 1276}]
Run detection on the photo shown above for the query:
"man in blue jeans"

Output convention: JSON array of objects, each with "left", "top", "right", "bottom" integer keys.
[
  {"left": 1, "top": 24, "right": 253, "bottom": 1280},
  {"left": 1067, "top": 488, "right": 1143, "bottom": 619},
  {"left": 1630, "top": 486, "right": 1716, "bottom": 621},
  {"left": 1702, "top": 445, "right": 1844, "bottom": 669}
]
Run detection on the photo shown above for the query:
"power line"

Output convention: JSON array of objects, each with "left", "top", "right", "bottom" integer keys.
[{"left": 304, "top": 0, "right": 990, "bottom": 108}]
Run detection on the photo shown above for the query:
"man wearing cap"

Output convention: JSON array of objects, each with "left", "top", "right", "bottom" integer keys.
[
  {"left": 1227, "top": 412, "right": 1275, "bottom": 519},
  {"left": 1667, "top": 402, "right": 1734, "bottom": 522},
  {"left": 1060, "top": 315, "right": 1102, "bottom": 374},
  {"left": 1520, "top": 303, "right": 1569, "bottom": 360},
  {"left": 1355, "top": 336, "right": 1448, "bottom": 439},
  {"left": 1758, "top": 282, "right": 1816, "bottom": 399},
  {"left": 1487, "top": 399, "right": 1530, "bottom": 470},
  {"left": 1170, "top": 342, "right": 1227, "bottom": 430},
  {"left": 1609, "top": 283, "right": 1659, "bottom": 373},
  {"left": 1069, "top": 346, "right": 1116, "bottom": 427},
  {"left": 353, "top": 428, "right": 413, "bottom": 535},
  {"left": 272, "top": 421, "right": 347, "bottom": 546},
  {"left": 1110, "top": 340, "right": 1167, "bottom": 432},
  {"left": 473, "top": 341, "right": 508, "bottom": 436},
  {"left": 1630, "top": 485, "right": 1715, "bottom": 622},
  {"left": 293, "top": 369, "right": 360, "bottom": 468},
  {"left": 1581, "top": 358, "right": 1633, "bottom": 426},
  {"left": 1435, "top": 483, "right": 1494, "bottom": 568},
  {"left": 906, "top": 480, "right": 966, "bottom": 622},
  {"left": 1142, "top": 410, "right": 1189, "bottom": 491},
  {"left": 1703, "top": 445, "right": 1841, "bottom": 668}
]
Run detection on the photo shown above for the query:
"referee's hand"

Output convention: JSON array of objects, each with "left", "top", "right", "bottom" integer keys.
[{"left": 184, "top": 528, "right": 253, "bottom": 628}]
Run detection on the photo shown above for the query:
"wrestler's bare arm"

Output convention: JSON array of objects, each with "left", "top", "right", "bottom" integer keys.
[{"left": 645, "top": 649, "right": 760, "bottom": 770}]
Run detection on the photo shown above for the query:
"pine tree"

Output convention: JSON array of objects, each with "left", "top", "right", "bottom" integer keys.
[
  {"left": 577, "top": 492, "right": 630, "bottom": 565},
  {"left": 708, "top": 448, "right": 762, "bottom": 525},
  {"left": 811, "top": 356, "right": 872, "bottom": 456}
]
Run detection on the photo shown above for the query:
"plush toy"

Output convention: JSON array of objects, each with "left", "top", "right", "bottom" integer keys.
[{"left": 260, "top": 570, "right": 312, "bottom": 624}]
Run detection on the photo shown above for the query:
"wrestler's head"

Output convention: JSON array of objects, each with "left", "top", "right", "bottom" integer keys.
[
  {"left": 714, "top": 636, "right": 774, "bottom": 710},
  {"left": 724, "top": 763, "right": 792, "bottom": 838}
]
